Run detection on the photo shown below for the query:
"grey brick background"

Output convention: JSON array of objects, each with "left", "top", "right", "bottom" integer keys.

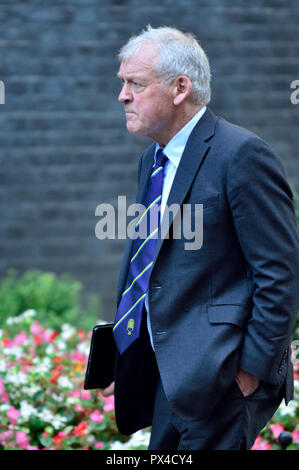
[{"left": 0, "top": 0, "right": 298, "bottom": 322}]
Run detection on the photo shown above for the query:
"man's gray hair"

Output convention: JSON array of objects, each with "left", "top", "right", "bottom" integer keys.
[{"left": 118, "top": 25, "right": 211, "bottom": 106}]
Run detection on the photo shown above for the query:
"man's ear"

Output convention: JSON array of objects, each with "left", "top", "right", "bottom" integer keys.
[{"left": 173, "top": 75, "right": 192, "bottom": 106}]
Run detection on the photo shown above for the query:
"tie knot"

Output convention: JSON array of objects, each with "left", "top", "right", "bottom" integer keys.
[{"left": 155, "top": 149, "right": 168, "bottom": 168}]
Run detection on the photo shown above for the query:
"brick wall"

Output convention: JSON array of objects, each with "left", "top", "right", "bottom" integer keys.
[{"left": 0, "top": 0, "right": 298, "bottom": 321}]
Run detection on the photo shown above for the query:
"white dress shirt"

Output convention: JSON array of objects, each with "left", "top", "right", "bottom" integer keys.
[{"left": 145, "top": 106, "right": 207, "bottom": 349}]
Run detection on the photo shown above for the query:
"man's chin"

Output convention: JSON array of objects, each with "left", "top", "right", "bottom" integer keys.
[{"left": 126, "top": 123, "right": 148, "bottom": 138}]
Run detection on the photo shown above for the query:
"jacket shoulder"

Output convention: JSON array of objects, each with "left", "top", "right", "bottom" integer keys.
[
  {"left": 213, "top": 113, "right": 282, "bottom": 171},
  {"left": 215, "top": 114, "right": 265, "bottom": 148}
]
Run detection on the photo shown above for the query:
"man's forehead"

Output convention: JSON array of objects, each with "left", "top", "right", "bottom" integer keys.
[
  {"left": 117, "top": 57, "right": 156, "bottom": 80},
  {"left": 118, "top": 45, "right": 158, "bottom": 78}
]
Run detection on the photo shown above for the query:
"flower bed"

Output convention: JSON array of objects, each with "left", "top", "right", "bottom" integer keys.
[
  {"left": 0, "top": 310, "right": 298, "bottom": 450},
  {"left": 252, "top": 373, "right": 299, "bottom": 450},
  {"left": 0, "top": 310, "right": 149, "bottom": 450}
]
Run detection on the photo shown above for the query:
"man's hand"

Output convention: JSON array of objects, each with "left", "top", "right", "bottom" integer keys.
[
  {"left": 235, "top": 369, "right": 260, "bottom": 397},
  {"left": 99, "top": 381, "right": 115, "bottom": 397}
]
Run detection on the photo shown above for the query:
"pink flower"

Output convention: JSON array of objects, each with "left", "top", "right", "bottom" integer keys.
[
  {"left": 0, "top": 378, "right": 8, "bottom": 399},
  {"left": 81, "top": 390, "right": 92, "bottom": 400},
  {"left": 30, "top": 321, "right": 42, "bottom": 335},
  {"left": 0, "top": 378, "right": 9, "bottom": 402},
  {"left": 95, "top": 441, "right": 105, "bottom": 449},
  {"left": 257, "top": 441, "right": 272, "bottom": 450},
  {"left": 74, "top": 404, "right": 84, "bottom": 412},
  {"left": 12, "top": 331, "right": 27, "bottom": 346},
  {"left": 72, "top": 351, "right": 85, "bottom": 362},
  {"left": 0, "top": 430, "right": 13, "bottom": 443},
  {"left": 103, "top": 403, "right": 114, "bottom": 412},
  {"left": 15, "top": 431, "right": 30, "bottom": 449},
  {"left": 7, "top": 407, "right": 20, "bottom": 424},
  {"left": 252, "top": 435, "right": 261, "bottom": 449},
  {"left": 270, "top": 423, "right": 284, "bottom": 440},
  {"left": 292, "top": 429, "right": 299, "bottom": 443},
  {"left": 0, "top": 378, "right": 4, "bottom": 395},
  {"left": 251, "top": 435, "right": 272, "bottom": 450},
  {"left": 103, "top": 395, "right": 114, "bottom": 412},
  {"left": 89, "top": 410, "right": 104, "bottom": 423}
]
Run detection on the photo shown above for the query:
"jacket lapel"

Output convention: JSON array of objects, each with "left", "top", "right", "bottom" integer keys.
[
  {"left": 136, "top": 145, "right": 156, "bottom": 204},
  {"left": 152, "top": 107, "right": 218, "bottom": 267}
]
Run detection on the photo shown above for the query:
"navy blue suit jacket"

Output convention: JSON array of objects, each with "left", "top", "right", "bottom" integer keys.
[{"left": 114, "top": 108, "right": 299, "bottom": 435}]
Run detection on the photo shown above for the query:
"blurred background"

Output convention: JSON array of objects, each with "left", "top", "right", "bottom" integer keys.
[{"left": 0, "top": 0, "right": 299, "bottom": 325}]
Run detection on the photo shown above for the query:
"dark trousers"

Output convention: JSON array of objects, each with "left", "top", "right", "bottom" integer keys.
[{"left": 148, "top": 372, "right": 283, "bottom": 450}]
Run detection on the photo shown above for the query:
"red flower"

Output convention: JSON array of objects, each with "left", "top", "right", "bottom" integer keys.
[
  {"left": 33, "top": 336, "right": 42, "bottom": 346},
  {"left": 49, "top": 331, "right": 59, "bottom": 342},
  {"left": 53, "top": 435, "right": 63, "bottom": 445},
  {"left": 77, "top": 329, "right": 86, "bottom": 340},
  {"left": 22, "top": 359, "right": 33, "bottom": 366},
  {"left": 52, "top": 432, "right": 67, "bottom": 446},
  {"left": 54, "top": 356, "right": 63, "bottom": 365},
  {"left": 73, "top": 421, "right": 88, "bottom": 436},
  {"left": 2, "top": 338, "right": 11, "bottom": 347},
  {"left": 50, "top": 367, "right": 61, "bottom": 384}
]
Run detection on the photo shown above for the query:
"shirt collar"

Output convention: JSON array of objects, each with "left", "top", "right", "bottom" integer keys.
[{"left": 155, "top": 106, "right": 207, "bottom": 168}]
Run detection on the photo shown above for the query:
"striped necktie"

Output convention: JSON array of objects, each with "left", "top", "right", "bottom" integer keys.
[{"left": 113, "top": 149, "right": 168, "bottom": 354}]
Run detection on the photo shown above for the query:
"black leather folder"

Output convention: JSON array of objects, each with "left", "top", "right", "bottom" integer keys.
[{"left": 84, "top": 323, "right": 117, "bottom": 390}]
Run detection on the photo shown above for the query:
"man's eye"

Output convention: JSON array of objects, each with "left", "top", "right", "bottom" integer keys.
[{"left": 132, "top": 82, "right": 144, "bottom": 88}]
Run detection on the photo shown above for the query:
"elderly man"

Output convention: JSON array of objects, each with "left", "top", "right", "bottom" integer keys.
[{"left": 100, "top": 26, "right": 299, "bottom": 450}]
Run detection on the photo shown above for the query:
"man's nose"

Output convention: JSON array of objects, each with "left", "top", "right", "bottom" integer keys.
[{"left": 118, "top": 83, "right": 132, "bottom": 103}]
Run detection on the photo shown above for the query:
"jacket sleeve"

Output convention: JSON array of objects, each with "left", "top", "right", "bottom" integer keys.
[{"left": 227, "top": 136, "right": 299, "bottom": 383}]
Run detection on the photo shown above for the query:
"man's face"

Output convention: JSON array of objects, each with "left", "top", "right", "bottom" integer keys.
[{"left": 118, "top": 46, "right": 175, "bottom": 144}]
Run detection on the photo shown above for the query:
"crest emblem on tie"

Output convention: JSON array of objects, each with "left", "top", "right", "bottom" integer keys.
[{"left": 127, "top": 318, "right": 135, "bottom": 335}]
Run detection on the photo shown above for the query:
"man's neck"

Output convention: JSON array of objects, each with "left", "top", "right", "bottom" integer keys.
[{"left": 155, "top": 104, "right": 203, "bottom": 147}]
